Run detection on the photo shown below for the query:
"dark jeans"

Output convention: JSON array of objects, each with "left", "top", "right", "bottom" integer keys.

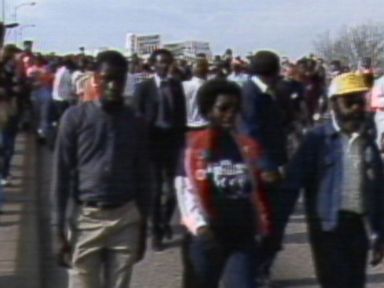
[
  {"left": 309, "top": 212, "right": 369, "bottom": 288},
  {"left": 188, "top": 233, "right": 259, "bottom": 288},
  {"left": 182, "top": 233, "right": 199, "bottom": 288},
  {"left": 258, "top": 186, "right": 297, "bottom": 276},
  {"left": 31, "top": 87, "right": 52, "bottom": 135},
  {"left": 51, "top": 100, "right": 71, "bottom": 123},
  {"left": 150, "top": 129, "right": 182, "bottom": 239},
  {"left": 47, "top": 100, "right": 71, "bottom": 149},
  {"left": 2, "top": 115, "right": 19, "bottom": 179}
]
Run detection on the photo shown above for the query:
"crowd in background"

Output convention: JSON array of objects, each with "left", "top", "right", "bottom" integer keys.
[{"left": 0, "top": 39, "right": 384, "bottom": 288}]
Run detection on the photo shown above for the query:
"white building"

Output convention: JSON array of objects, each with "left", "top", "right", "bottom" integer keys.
[
  {"left": 125, "top": 33, "right": 161, "bottom": 57},
  {"left": 164, "top": 40, "right": 212, "bottom": 60}
]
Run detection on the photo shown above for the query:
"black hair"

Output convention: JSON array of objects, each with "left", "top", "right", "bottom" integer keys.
[
  {"left": 3, "top": 44, "right": 20, "bottom": 54},
  {"left": 62, "top": 56, "right": 76, "bottom": 70},
  {"left": 96, "top": 50, "right": 128, "bottom": 73},
  {"left": 197, "top": 79, "right": 242, "bottom": 118},
  {"left": 250, "top": 50, "right": 280, "bottom": 76},
  {"left": 149, "top": 49, "right": 174, "bottom": 64}
]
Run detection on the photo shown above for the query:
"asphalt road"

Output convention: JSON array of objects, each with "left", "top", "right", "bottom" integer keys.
[{"left": 36, "top": 144, "right": 384, "bottom": 288}]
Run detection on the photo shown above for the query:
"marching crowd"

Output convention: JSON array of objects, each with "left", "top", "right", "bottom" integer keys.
[{"left": 1, "top": 39, "right": 384, "bottom": 288}]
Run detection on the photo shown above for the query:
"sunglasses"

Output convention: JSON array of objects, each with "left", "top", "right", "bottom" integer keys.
[
  {"left": 213, "top": 103, "right": 240, "bottom": 113},
  {"left": 343, "top": 97, "right": 365, "bottom": 107}
]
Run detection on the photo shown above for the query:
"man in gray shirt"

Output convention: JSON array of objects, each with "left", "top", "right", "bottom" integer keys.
[{"left": 52, "top": 50, "right": 151, "bottom": 288}]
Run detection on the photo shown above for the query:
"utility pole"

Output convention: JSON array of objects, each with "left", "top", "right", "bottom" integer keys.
[{"left": 2, "top": 0, "right": 5, "bottom": 23}]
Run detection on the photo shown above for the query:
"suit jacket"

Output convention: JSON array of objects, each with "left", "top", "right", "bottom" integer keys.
[
  {"left": 133, "top": 77, "right": 186, "bottom": 136},
  {"left": 241, "top": 79, "right": 287, "bottom": 170}
]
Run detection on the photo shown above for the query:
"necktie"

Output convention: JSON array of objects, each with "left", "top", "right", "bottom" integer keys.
[{"left": 157, "top": 80, "right": 173, "bottom": 128}]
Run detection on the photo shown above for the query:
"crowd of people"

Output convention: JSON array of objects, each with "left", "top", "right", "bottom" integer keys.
[{"left": 1, "top": 38, "right": 384, "bottom": 288}]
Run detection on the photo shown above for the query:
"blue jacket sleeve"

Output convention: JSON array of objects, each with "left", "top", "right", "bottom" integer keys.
[{"left": 241, "top": 83, "right": 263, "bottom": 143}]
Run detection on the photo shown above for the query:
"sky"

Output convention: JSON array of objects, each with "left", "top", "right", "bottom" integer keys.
[{"left": 4, "top": 0, "right": 383, "bottom": 58}]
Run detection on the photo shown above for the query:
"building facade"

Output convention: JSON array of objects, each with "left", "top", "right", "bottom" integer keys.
[
  {"left": 164, "top": 40, "right": 212, "bottom": 60},
  {"left": 125, "top": 33, "right": 161, "bottom": 57}
]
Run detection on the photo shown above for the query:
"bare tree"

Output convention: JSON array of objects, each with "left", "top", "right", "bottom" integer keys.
[{"left": 314, "top": 23, "right": 384, "bottom": 67}]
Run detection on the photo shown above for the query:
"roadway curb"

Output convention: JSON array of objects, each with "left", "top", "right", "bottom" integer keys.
[{"left": 19, "top": 133, "right": 42, "bottom": 288}]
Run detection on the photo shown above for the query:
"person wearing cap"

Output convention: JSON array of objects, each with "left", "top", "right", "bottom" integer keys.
[{"left": 284, "top": 72, "right": 384, "bottom": 287}]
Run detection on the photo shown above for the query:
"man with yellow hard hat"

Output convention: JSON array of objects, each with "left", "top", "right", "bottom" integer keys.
[{"left": 284, "top": 73, "right": 384, "bottom": 287}]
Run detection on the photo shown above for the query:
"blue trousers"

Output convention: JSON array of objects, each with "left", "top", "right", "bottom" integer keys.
[
  {"left": 188, "top": 233, "right": 259, "bottom": 288},
  {"left": 31, "top": 87, "right": 52, "bottom": 135},
  {"left": 2, "top": 115, "right": 19, "bottom": 179},
  {"left": 309, "top": 212, "right": 368, "bottom": 288}
]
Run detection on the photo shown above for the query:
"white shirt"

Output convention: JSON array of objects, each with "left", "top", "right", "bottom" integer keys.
[
  {"left": 331, "top": 112, "right": 364, "bottom": 214},
  {"left": 154, "top": 74, "right": 169, "bottom": 88},
  {"left": 175, "top": 176, "right": 207, "bottom": 235},
  {"left": 371, "top": 75, "right": 384, "bottom": 109},
  {"left": 182, "top": 76, "right": 208, "bottom": 128},
  {"left": 52, "top": 66, "right": 74, "bottom": 101},
  {"left": 228, "top": 72, "right": 249, "bottom": 87},
  {"left": 251, "top": 76, "right": 268, "bottom": 93}
]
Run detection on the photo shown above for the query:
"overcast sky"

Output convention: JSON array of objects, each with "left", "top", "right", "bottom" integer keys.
[{"left": 5, "top": 0, "right": 383, "bottom": 58}]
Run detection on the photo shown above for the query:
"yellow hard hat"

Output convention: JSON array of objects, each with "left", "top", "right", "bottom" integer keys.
[{"left": 328, "top": 72, "right": 370, "bottom": 98}]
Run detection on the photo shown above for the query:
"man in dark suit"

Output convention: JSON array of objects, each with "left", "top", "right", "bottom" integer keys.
[
  {"left": 241, "top": 51, "right": 291, "bottom": 287},
  {"left": 133, "top": 49, "right": 186, "bottom": 251}
]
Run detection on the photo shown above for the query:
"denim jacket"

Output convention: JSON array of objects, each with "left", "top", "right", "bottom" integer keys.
[{"left": 286, "top": 120, "right": 384, "bottom": 241}]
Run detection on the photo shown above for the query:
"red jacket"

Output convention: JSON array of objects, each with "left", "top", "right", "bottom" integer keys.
[{"left": 182, "top": 128, "right": 273, "bottom": 236}]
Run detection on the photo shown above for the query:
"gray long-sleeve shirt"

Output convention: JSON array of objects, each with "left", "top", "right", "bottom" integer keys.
[{"left": 51, "top": 101, "right": 151, "bottom": 230}]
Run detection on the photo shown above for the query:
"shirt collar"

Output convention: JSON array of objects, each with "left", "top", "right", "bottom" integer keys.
[
  {"left": 154, "top": 74, "right": 168, "bottom": 88},
  {"left": 191, "top": 76, "right": 206, "bottom": 84},
  {"left": 331, "top": 110, "right": 341, "bottom": 133},
  {"left": 251, "top": 76, "right": 268, "bottom": 93}
]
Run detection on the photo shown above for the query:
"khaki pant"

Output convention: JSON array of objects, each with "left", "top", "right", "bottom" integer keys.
[{"left": 68, "top": 201, "right": 141, "bottom": 288}]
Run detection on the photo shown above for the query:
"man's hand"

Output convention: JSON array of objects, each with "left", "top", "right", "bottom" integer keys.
[
  {"left": 371, "top": 240, "right": 384, "bottom": 267},
  {"left": 196, "top": 226, "right": 214, "bottom": 239},
  {"left": 56, "top": 230, "right": 72, "bottom": 268},
  {"left": 260, "top": 171, "right": 281, "bottom": 184}
]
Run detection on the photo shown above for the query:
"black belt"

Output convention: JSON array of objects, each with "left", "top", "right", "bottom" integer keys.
[{"left": 79, "top": 201, "right": 126, "bottom": 209}]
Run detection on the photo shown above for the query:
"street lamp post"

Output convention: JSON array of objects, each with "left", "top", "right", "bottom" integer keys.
[
  {"left": 2, "top": 0, "right": 5, "bottom": 23},
  {"left": 14, "top": 1, "right": 36, "bottom": 22},
  {"left": 13, "top": 2, "right": 36, "bottom": 43},
  {"left": 18, "top": 23, "right": 35, "bottom": 44}
]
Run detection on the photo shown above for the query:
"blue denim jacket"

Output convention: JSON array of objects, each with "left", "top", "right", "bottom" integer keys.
[{"left": 286, "top": 120, "right": 384, "bottom": 240}]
